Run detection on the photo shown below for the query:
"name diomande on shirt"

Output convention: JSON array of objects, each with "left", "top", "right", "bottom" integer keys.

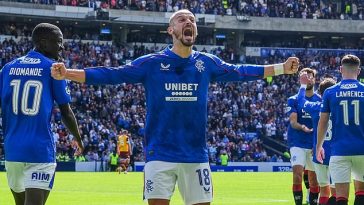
[{"left": 9, "top": 67, "right": 43, "bottom": 76}]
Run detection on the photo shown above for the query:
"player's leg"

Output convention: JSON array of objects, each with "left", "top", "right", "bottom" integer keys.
[
  {"left": 305, "top": 149, "right": 319, "bottom": 205},
  {"left": 144, "top": 161, "right": 178, "bottom": 205},
  {"left": 290, "top": 147, "right": 306, "bottom": 205},
  {"left": 329, "top": 156, "right": 351, "bottom": 205},
  {"left": 303, "top": 169, "right": 310, "bottom": 204},
  {"left": 177, "top": 163, "right": 212, "bottom": 205},
  {"left": 313, "top": 163, "right": 330, "bottom": 205},
  {"left": 327, "top": 187, "right": 336, "bottom": 205},
  {"left": 124, "top": 158, "right": 130, "bottom": 173},
  {"left": 352, "top": 155, "right": 364, "bottom": 205},
  {"left": 25, "top": 188, "right": 50, "bottom": 205},
  {"left": 23, "top": 163, "right": 57, "bottom": 205},
  {"left": 5, "top": 161, "right": 26, "bottom": 205},
  {"left": 11, "top": 190, "right": 25, "bottom": 205}
]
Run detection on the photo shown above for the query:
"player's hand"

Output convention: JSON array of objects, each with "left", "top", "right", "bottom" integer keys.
[
  {"left": 299, "top": 72, "right": 311, "bottom": 85},
  {"left": 283, "top": 57, "right": 299, "bottom": 74},
  {"left": 301, "top": 124, "right": 313, "bottom": 133},
  {"left": 316, "top": 146, "right": 325, "bottom": 164},
  {"left": 51, "top": 62, "right": 67, "bottom": 80}
]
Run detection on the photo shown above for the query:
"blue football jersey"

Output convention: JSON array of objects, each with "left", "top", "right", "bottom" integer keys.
[
  {"left": 0, "top": 50, "right": 71, "bottom": 163},
  {"left": 321, "top": 79, "right": 364, "bottom": 156},
  {"left": 297, "top": 87, "right": 332, "bottom": 165},
  {"left": 85, "top": 46, "right": 265, "bottom": 163},
  {"left": 286, "top": 92, "right": 321, "bottom": 149}
]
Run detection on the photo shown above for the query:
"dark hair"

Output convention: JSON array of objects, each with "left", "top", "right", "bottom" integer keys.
[
  {"left": 32, "top": 23, "right": 61, "bottom": 45},
  {"left": 299, "top": 67, "right": 317, "bottom": 77},
  {"left": 341, "top": 54, "right": 360, "bottom": 67},
  {"left": 318, "top": 78, "right": 336, "bottom": 95}
]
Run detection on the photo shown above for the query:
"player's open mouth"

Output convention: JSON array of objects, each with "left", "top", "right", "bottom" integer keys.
[{"left": 183, "top": 28, "right": 193, "bottom": 39}]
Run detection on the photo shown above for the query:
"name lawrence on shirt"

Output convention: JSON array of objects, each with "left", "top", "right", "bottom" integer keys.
[{"left": 336, "top": 91, "right": 364, "bottom": 98}]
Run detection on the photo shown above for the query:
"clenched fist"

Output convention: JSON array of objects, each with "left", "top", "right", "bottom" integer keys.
[
  {"left": 283, "top": 57, "right": 299, "bottom": 74},
  {"left": 51, "top": 63, "right": 67, "bottom": 80}
]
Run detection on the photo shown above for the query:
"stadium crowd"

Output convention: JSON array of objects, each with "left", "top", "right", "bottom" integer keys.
[
  {"left": 1, "top": 35, "right": 353, "bottom": 166},
  {"left": 4, "top": 0, "right": 364, "bottom": 20}
]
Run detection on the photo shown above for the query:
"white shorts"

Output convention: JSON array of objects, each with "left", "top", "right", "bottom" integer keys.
[
  {"left": 144, "top": 161, "right": 213, "bottom": 205},
  {"left": 290, "top": 147, "right": 314, "bottom": 171},
  {"left": 313, "top": 163, "right": 332, "bottom": 187},
  {"left": 329, "top": 155, "right": 364, "bottom": 184},
  {"left": 5, "top": 161, "right": 57, "bottom": 193}
]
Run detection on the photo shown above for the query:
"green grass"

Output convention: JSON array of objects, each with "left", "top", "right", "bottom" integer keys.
[{"left": 0, "top": 172, "right": 355, "bottom": 205}]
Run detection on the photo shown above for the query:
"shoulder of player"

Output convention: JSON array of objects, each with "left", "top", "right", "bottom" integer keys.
[
  {"left": 325, "top": 83, "right": 340, "bottom": 93},
  {"left": 288, "top": 94, "right": 298, "bottom": 101},
  {"left": 131, "top": 51, "right": 173, "bottom": 67},
  {"left": 197, "top": 52, "right": 221, "bottom": 63}
]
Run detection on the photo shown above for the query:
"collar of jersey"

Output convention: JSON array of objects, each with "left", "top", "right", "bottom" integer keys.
[
  {"left": 29, "top": 49, "right": 55, "bottom": 62},
  {"left": 164, "top": 45, "right": 196, "bottom": 62},
  {"left": 341, "top": 79, "right": 358, "bottom": 83}
]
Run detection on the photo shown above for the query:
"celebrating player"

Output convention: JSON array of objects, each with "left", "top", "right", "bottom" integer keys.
[
  {"left": 298, "top": 72, "right": 337, "bottom": 205},
  {"left": 286, "top": 68, "right": 320, "bottom": 205},
  {"left": 51, "top": 9, "right": 299, "bottom": 205},
  {"left": 0, "top": 23, "right": 84, "bottom": 205},
  {"left": 317, "top": 54, "right": 364, "bottom": 205}
]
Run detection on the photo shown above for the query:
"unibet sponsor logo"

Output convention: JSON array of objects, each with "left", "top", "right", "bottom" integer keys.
[
  {"left": 31, "top": 172, "right": 50, "bottom": 182},
  {"left": 165, "top": 83, "right": 198, "bottom": 101}
]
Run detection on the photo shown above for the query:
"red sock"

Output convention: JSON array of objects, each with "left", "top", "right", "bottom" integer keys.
[
  {"left": 356, "top": 191, "right": 364, "bottom": 196},
  {"left": 293, "top": 184, "right": 302, "bottom": 192},
  {"left": 319, "top": 196, "right": 329, "bottom": 204},
  {"left": 337, "top": 196, "right": 348, "bottom": 202},
  {"left": 310, "top": 186, "right": 320, "bottom": 193}
]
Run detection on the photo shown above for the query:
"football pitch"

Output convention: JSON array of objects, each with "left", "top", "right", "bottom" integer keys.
[{"left": 0, "top": 172, "right": 355, "bottom": 205}]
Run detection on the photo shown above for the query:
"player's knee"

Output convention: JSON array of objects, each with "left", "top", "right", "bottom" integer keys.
[
  {"left": 293, "top": 172, "right": 302, "bottom": 183},
  {"left": 148, "top": 199, "right": 170, "bottom": 205}
]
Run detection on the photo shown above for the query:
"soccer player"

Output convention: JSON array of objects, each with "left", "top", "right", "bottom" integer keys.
[
  {"left": 298, "top": 72, "right": 337, "bottom": 205},
  {"left": 286, "top": 68, "right": 320, "bottom": 205},
  {"left": 0, "top": 23, "right": 84, "bottom": 205},
  {"left": 51, "top": 9, "right": 299, "bottom": 205},
  {"left": 317, "top": 54, "right": 364, "bottom": 205},
  {"left": 117, "top": 130, "right": 132, "bottom": 174}
]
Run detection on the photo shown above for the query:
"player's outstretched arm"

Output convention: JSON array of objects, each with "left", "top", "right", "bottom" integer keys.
[
  {"left": 52, "top": 63, "right": 86, "bottom": 83},
  {"left": 263, "top": 57, "right": 299, "bottom": 78},
  {"left": 316, "top": 112, "right": 329, "bottom": 164},
  {"left": 59, "top": 104, "right": 84, "bottom": 155}
]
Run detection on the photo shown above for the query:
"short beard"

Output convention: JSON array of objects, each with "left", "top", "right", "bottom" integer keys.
[
  {"left": 306, "top": 84, "right": 314, "bottom": 91},
  {"left": 173, "top": 30, "right": 194, "bottom": 47}
]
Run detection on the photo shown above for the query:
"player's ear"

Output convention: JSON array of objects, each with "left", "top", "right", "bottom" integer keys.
[
  {"left": 339, "top": 66, "right": 343, "bottom": 74},
  {"left": 357, "top": 67, "right": 361, "bottom": 75},
  {"left": 167, "top": 26, "right": 173, "bottom": 35}
]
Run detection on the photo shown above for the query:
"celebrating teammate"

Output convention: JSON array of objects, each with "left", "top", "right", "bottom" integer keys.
[
  {"left": 298, "top": 72, "right": 337, "bottom": 205},
  {"left": 0, "top": 23, "right": 83, "bottom": 205},
  {"left": 286, "top": 68, "right": 320, "bottom": 205},
  {"left": 51, "top": 9, "right": 299, "bottom": 205},
  {"left": 317, "top": 54, "right": 364, "bottom": 205}
]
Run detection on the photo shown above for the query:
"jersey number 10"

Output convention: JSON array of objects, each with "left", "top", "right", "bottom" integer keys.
[{"left": 10, "top": 79, "right": 43, "bottom": 116}]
